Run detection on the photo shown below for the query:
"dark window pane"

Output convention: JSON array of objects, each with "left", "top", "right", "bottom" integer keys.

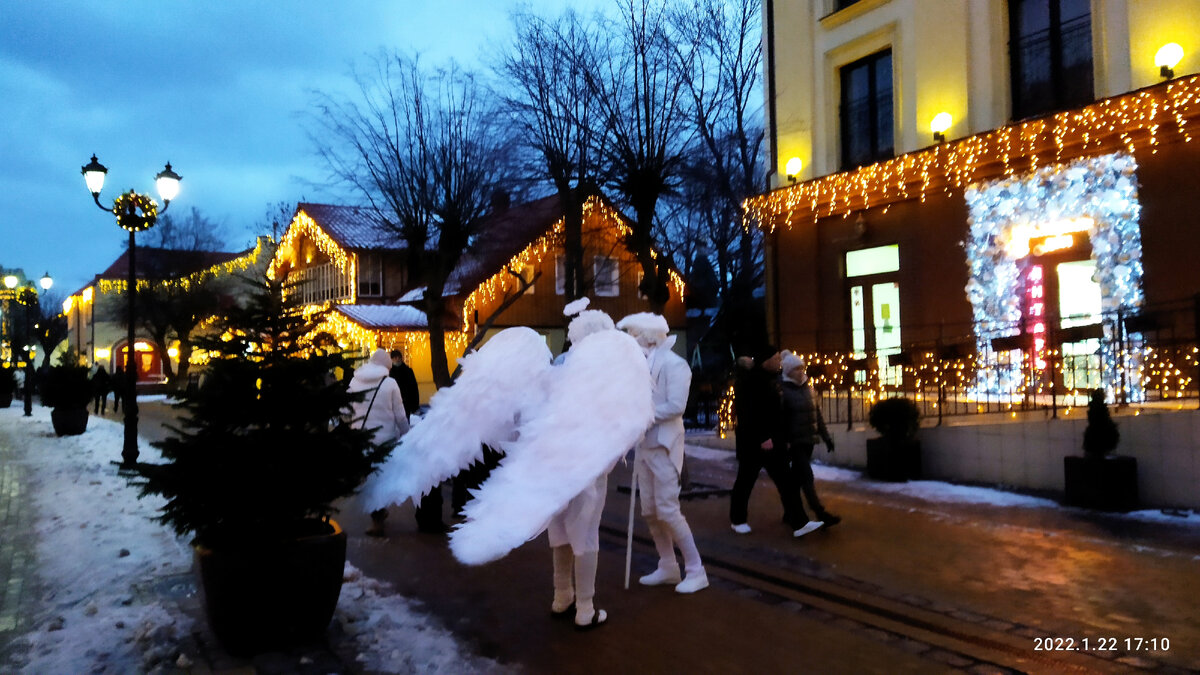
[
  {"left": 840, "top": 49, "right": 894, "bottom": 170},
  {"left": 1010, "top": 0, "right": 1093, "bottom": 120}
]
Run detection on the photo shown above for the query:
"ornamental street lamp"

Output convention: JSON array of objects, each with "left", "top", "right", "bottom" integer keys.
[
  {"left": 16, "top": 274, "right": 52, "bottom": 417},
  {"left": 3, "top": 275, "right": 17, "bottom": 367},
  {"left": 81, "top": 155, "right": 181, "bottom": 467}
]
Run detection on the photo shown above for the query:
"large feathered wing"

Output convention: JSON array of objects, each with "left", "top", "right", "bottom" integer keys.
[
  {"left": 450, "top": 330, "right": 654, "bottom": 565},
  {"left": 361, "top": 327, "right": 553, "bottom": 512}
]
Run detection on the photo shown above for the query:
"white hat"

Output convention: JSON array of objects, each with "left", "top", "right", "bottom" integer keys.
[
  {"left": 781, "top": 350, "right": 805, "bottom": 373},
  {"left": 567, "top": 309, "right": 614, "bottom": 344},
  {"left": 563, "top": 297, "right": 591, "bottom": 317},
  {"left": 369, "top": 348, "right": 392, "bottom": 368},
  {"left": 615, "top": 312, "right": 669, "bottom": 339}
]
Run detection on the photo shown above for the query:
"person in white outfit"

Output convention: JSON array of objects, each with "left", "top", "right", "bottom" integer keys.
[
  {"left": 347, "top": 349, "right": 411, "bottom": 458},
  {"left": 617, "top": 312, "right": 709, "bottom": 594},
  {"left": 548, "top": 299, "right": 620, "bottom": 630}
]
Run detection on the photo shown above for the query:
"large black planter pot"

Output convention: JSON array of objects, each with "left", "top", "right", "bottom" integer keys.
[
  {"left": 1064, "top": 455, "right": 1138, "bottom": 512},
  {"left": 0, "top": 391, "right": 12, "bottom": 408},
  {"left": 194, "top": 519, "right": 347, "bottom": 656},
  {"left": 866, "top": 437, "right": 922, "bottom": 481},
  {"left": 50, "top": 406, "right": 89, "bottom": 436}
]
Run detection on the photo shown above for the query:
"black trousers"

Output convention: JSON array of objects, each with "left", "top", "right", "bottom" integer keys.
[
  {"left": 414, "top": 484, "right": 445, "bottom": 531},
  {"left": 729, "top": 445, "right": 807, "bottom": 529},
  {"left": 788, "top": 443, "right": 828, "bottom": 518}
]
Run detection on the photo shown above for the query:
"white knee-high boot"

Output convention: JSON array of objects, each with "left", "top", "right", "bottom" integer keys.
[
  {"left": 552, "top": 545, "right": 575, "bottom": 613},
  {"left": 573, "top": 551, "right": 606, "bottom": 627},
  {"left": 638, "top": 517, "right": 681, "bottom": 585},
  {"left": 665, "top": 516, "right": 708, "bottom": 593}
]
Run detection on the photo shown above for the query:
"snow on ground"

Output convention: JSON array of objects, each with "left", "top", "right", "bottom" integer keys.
[
  {"left": 0, "top": 404, "right": 507, "bottom": 674},
  {"left": 685, "top": 442, "right": 1200, "bottom": 527}
]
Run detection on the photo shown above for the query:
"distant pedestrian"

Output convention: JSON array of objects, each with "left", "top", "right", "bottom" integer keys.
[
  {"left": 347, "top": 349, "right": 413, "bottom": 537},
  {"left": 90, "top": 366, "right": 112, "bottom": 415},
  {"left": 111, "top": 365, "right": 126, "bottom": 413},
  {"left": 779, "top": 351, "right": 839, "bottom": 529},
  {"left": 729, "top": 347, "right": 817, "bottom": 537},
  {"left": 372, "top": 348, "right": 423, "bottom": 536}
]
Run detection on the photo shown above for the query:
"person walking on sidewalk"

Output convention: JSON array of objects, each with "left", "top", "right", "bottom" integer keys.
[
  {"left": 547, "top": 299, "right": 621, "bottom": 630},
  {"left": 90, "top": 365, "right": 112, "bottom": 415},
  {"left": 618, "top": 312, "right": 709, "bottom": 594},
  {"left": 348, "top": 349, "right": 413, "bottom": 535},
  {"left": 366, "top": 349, "right": 424, "bottom": 537},
  {"left": 729, "top": 347, "right": 820, "bottom": 537},
  {"left": 779, "top": 351, "right": 840, "bottom": 528}
]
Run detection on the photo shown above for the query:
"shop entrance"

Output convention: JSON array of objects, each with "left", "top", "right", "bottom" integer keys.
[
  {"left": 116, "top": 340, "right": 164, "bottom": 384},
  {"left": 846, "top": 245, "right": 901, "bottom": 386},
  {"left": 1023, "top": 237, "right": 1104, "bottom": 392}
]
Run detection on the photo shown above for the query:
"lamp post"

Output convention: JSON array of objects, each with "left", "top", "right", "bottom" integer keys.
[
  {"left": 16, "top": 273, "right": 53, "bottom": 417},
  {"left": 3, "top": 275, "right": 17, "bottom": 368},
  {"left": 81, "top": 155, "right": 181, "bottom": 467}
]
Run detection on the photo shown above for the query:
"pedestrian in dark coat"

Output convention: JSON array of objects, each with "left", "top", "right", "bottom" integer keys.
[
  {"left": 90, "top": 366, "right": 112, "bottom": 414},
  {"left": 780, "top": 351, "right": 840, "bottom": 528},
  {"left": 111, "top": 365, "right": 126, "bottom": 413},
  {"left": 729, "top": 347, "right": 815, "bottom": 537}
]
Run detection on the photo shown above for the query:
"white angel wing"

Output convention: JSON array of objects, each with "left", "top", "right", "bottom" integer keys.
[
  {"left": 450, "top": 329, "right": 654, "bottom": 565},
  {"left": 361, "top": 327, "right": 553, "bottom": 512}
]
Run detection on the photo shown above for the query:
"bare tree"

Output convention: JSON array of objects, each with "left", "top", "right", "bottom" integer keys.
[
  {"left": 134, "top": 207, "right": 230, "bottom": 251},
  {"left": 257, "top": 201, "right": 296, "bottom": 242},
  {"left": 310, "top": 53, "right": 516, "bottom": 388},
  {"left": 497, "top": 8, "right": 606, "bottom": 302},
  {"left": 675, "top": 0, "right": 765, "bottom": 299}
]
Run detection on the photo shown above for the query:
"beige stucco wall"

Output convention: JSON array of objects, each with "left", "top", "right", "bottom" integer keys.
[{"left": 767, "top": 0, "right": 1200, "bottom": 188}]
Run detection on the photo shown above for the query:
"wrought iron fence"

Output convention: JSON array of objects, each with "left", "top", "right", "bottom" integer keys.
[{"left": 695, "top": 297, "right": 1200, "bottom": 434}]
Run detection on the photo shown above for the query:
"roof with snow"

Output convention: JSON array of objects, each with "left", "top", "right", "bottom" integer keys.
[
  {"left": 297, "top": 203, "right": 406, "bottom": 251},
  {"left": 334, "top": 303, "right": 428, "bottom": 330}
]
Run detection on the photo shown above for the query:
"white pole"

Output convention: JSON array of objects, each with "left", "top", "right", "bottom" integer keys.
[{"left": 624, "top": 466, "right": 638, "bottom": 590}]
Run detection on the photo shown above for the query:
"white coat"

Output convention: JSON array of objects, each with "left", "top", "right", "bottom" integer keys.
[
  {"left": 347, "top": 363, "right": 410, "bottom": 444},
  {"left": 636, "top": 336, "right": 691, "bottom": 473}
]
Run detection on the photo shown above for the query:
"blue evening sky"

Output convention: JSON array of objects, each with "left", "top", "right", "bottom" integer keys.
[{"left": 0, "top": 1, "right": 610, "bottom": 296}]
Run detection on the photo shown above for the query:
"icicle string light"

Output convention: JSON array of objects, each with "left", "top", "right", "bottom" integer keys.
[
  {"left": 744, "top": 75, "right": 1200, "bottom": 231},
  {"left": 95, "top": 237, "right": 268, "bottom": 296}
]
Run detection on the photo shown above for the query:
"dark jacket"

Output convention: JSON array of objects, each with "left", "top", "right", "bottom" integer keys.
[
  {"left": 389, "top": 362, "right": 420, "bottom": 419},
  {"left": 780, "top": 377, "right": 831, "bottom": 448},
  {"left": 733, "top": 362, "right": 782, "bottom": 453}
]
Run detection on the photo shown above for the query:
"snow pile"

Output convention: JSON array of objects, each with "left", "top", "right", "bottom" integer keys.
[{"left": 0, "top": 405, "right": 506, "bottom": 674}]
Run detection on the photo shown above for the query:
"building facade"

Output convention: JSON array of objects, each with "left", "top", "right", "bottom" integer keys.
[
  {"left": 268, "top": 195, "right": 687, "bottom": 405},
  {"left": 754, "top": 0, "right": 1200, "bottom": 406}
]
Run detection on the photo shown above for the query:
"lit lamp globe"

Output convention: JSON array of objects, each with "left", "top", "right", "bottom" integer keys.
[
  {"left": 1156, "top": 42, "right": 1184, "bottom": 79},
  {"left": 39, "top": 272, "right": 53, "bottom": 291},
  {"left": 81, "top": 155, "right": 108, "bottom": 197},
  {"left": 931, "top": 112, "right": 953, "bottom": 143},
  {"left": 785, "top": 157, "right": 803, "bottom": 182},
  {"left": 155, "top": 163, "right": 182, "bottom": 203},
  {"left": 3, "top": 275, "right": 16, "bottom": 290}
]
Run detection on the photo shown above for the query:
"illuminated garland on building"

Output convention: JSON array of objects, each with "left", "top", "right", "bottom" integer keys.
[
  {"left": 963, "top": 152, "right": 1144, "bottom": 400},
  {"left": 268, "top": 209, "right": 352, "bottom": 279},
  {"left": 587, "top": 197, "right": 688, "bottom": 300},
  {"left": 744, "top": 75, "right": 1200, "bottom": 231},
  {"left": 96, "top": 237, "right": 269, "bottom": 295}
]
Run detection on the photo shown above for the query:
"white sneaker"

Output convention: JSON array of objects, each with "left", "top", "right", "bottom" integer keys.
[
  {"left": 675, "top": 570, "right": 709, "bottom": 594},
  {"left": 638, "top": 565, "right": 682, "bottom": 586},
  {"left": 793, "top": 521, "right": 824, "bottom": 538},
  {"left": 730, "top": 523, "right": 752, "bottom": 534}
]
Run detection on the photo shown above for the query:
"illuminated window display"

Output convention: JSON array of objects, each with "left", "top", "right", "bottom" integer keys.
[{"left": 963, "top": 151, "right": 1144, "bottom": 400}]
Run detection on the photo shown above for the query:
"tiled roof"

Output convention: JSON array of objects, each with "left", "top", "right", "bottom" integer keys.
[
  {"left": 297, "top": 203, "right": 406, "bottom": 251},
  {"left": 334, "top": 303, "right": 428, "bottom": 330},
  {"left": 445, "top": 193, "right": 565, "bottom": 295},
  {"left": 98, "top": 247, "right": 246, "bottom": 280}
]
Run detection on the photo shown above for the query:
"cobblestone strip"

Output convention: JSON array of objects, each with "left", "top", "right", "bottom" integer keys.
[{"left": 0, "top": 427, "right": 37, "bottom": 651}]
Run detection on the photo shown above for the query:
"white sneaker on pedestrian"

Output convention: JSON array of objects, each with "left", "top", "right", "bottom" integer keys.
[
  {"left": 638, "top": 565, "right": 682, "bottom": 586},
  {"left": 793, "top": 521, "right": 824, "bottom": 538},
  {"left": 730, "top": 523, "right": 752, "bottom": 534},
  {"left": 675, "top": 569, "right": 709, "bottom": 594}
]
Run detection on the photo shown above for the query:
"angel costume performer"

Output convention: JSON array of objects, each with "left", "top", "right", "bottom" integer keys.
[
  {"left": 617, "top": 312, "right": 709, "bottom": 594},
  {"left": 361, "top": 299, "right": 654, "bottom": 629}
]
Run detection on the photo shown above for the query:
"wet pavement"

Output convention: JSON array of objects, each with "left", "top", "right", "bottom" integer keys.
[{"left": 4, "top": 399, "right": 1200, "bottom": 673}]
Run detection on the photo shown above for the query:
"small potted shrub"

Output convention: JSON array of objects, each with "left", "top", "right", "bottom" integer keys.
[
  {"left": 1064, "top": 389, "right": 1137, "bottom": 511},
  {"left": 0, "top": 366, "right": 15, "bottom": 408},
  {"left": 41, "top": 349, "right": 91, "bottom": 436},
  {"left": 866, "top": 396, "right": 921, "bottom": 481},
  {"left": 126, "top": 275, "right": 391, "bottom": 656}
]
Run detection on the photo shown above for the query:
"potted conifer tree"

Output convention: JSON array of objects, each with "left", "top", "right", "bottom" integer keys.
[
  {"left": 866, "top": 396, "right": 922, "bottom": 481},
  {"left": 126, "top": 274, "right": 391, "bottom": 656},
  {"left": 1064, "top": 388, "right": 1137, "bottom": 511},
  {"left": 41, "top": 349, "right": 91, "bottom": 436}
]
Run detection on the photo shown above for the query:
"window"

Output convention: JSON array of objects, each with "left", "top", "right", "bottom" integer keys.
[
  {"left": 515, "top": 263, "right": 535, "bottom": 295},
  {"left": 555, "top": 255, "right": 566, "bottom": 295},
  {"left": 1009, "top": 0, "right": 1093, "bottom": 120},
  {"left": 833, "top": 0, "right": 862, "bottom": 10},
  {"left": 358, "top": 254, "right": 382, "bottom": 297},
  {"left": 839, "top": 50, "right": 894, "bottom": 170},
  {"left": 594, "top": 256, "right": 619, "bottom": 297}
]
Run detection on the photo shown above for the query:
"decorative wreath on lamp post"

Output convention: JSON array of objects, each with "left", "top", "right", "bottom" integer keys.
[{"left": 111, "top": 190, "right": 160, "bottom": 232}]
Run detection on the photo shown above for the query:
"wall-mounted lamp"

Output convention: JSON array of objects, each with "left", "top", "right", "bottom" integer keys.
[
  {"left": 930, "top": 112, "right": 953, "bottom": 143},
  {"left": 1156, "top": 42, "right": 1183, "bottom": 79},
  {"left": 785, "top": 157, "right": 803, "bottom": 183}
]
